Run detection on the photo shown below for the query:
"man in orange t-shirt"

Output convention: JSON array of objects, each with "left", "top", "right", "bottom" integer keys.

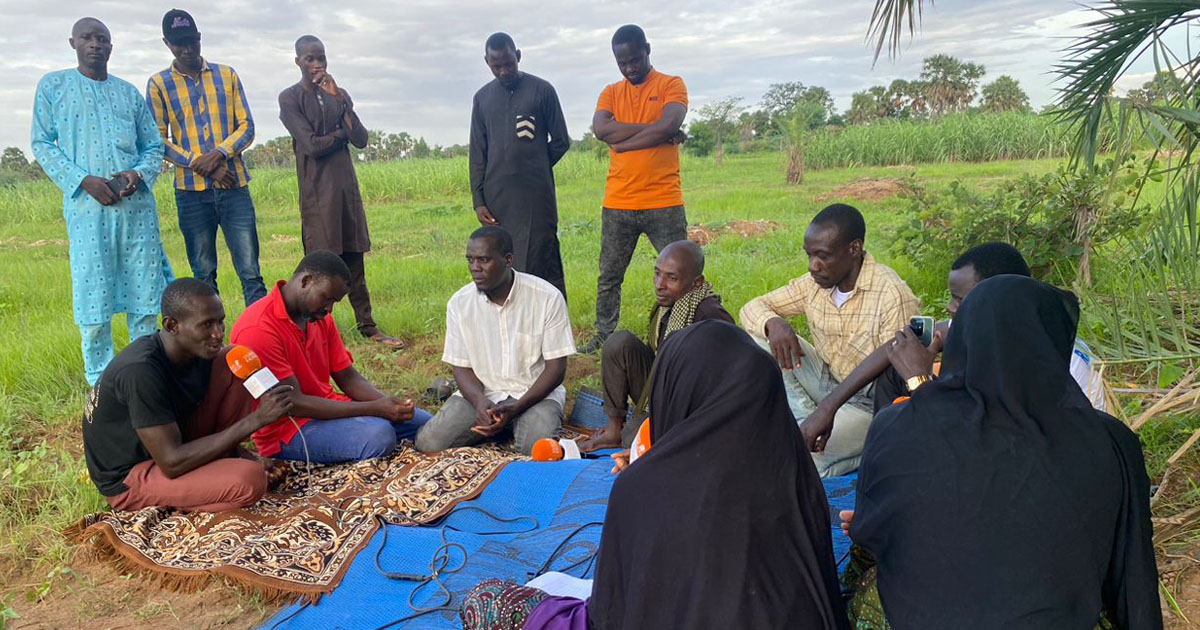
[{"left": 581, "top": 24, "right": 689, "bottom": 354}]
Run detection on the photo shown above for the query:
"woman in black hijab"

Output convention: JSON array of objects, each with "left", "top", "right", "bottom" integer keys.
[
  {"left": 460, "top": 321, "right": 848, "bottom": 630},
  {"left": 847, "top": 275, "right": 1161, "bottom": 630},
  {"left": 588, "top": 320, "right": 847, "bottom": 630}
]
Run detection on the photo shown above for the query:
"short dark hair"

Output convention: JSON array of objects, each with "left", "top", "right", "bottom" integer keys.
[
  {"left": 951, "top": 242, "right": 1032, "bottom": 279},
  {"left": 161, "top": 278, "right": 218, "bottom": 320},
  {"left": 485, "top": 32, "right": 515, "bottom": 53},
  {"left": 293, "top": 250, "right": 351, "bottom": 283},
  {"left": 469, "top": 225, "right": 515, "bottom": 256},
  {"left": 294, "top": 34, "right": 322, "bottom": 54},
  {"left": 810, "top": 203, "right": 866, "bottom": 246},
  {"left": 612, "top": 24, "right": 647, "bottom": 49}
]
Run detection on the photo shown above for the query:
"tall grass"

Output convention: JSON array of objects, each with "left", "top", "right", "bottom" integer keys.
[{"left": 804, "top": 112, "right": 1075, "bottom": 169}]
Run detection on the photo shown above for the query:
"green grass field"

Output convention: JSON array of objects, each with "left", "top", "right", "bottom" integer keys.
[{"left": 1, "top": 150, "right": 1196, "bottom": 626}]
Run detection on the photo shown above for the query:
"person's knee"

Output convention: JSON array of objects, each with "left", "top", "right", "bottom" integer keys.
[
  {"left": 356, "top": 420, "right": 399, "bottom": 460},
  {"left": 514, "top": 407, "right": 562, "bottom": 454},
  {"left": 603, "top": 330, "right": 638, "bottom": 358},
  {"left": 415, "top": 421, "right": 449, "bottom": 453},
  {"left": 229, "top": 461, "right": 267, "bottom": 507}
]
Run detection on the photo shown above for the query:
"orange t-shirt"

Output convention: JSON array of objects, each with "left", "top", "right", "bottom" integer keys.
[{"left": 595, "top": 69, "right": 688, "bottom": 210}]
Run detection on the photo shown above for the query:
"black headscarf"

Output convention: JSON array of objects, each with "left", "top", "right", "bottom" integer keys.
[
  {"left": 851, "top": 275, "right": 1160, "bottom": 630},
  {"left": 588, "top": 321, "right": 848, "bottom": 630}
]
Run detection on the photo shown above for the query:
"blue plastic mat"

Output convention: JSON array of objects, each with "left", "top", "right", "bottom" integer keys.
[
  {"left": 260, "top": 461, "right": 856, "bottom": 630},
  {"left": 567, "top": 387, "right": 632, "bottom": 430}
]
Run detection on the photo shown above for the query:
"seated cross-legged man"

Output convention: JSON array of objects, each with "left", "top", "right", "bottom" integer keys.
[
  {"left": 579, "top": 240, "right": 733, "bottom": 452},
  {"left": 230, "top": 250, "right": 431, "bottom": 463},
  {"left": 801, "top": 242, "right": 1109, "bottom": 454},
  {"left": 740, "top": 204, "right": 920, "bottom": 477},
  {"left": 83, "top": 278, "right": 294, "bottom": 513},
  {"left": 416, "top": 226, "right": 576, "bottom": 455}
]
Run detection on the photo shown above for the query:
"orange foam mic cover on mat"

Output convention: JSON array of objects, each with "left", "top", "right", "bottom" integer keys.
[{"left": 531, "top": 438, "right": 564, "bottom": 462}]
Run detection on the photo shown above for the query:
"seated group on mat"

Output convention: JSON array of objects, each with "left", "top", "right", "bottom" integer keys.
[{"left": 80, "top": 203, "right": 1158, "bottom": 628}]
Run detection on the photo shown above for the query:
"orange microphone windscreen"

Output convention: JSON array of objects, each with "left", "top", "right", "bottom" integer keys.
[
  {"left": 531, "top": 438, "right": 564, "bottom": 462},
  {"left": 225, "top": 345, "right": 263, "bottom": 380}
]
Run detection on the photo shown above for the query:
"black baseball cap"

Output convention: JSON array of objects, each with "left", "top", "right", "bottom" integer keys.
[{"left": 162, "top": 9, "right": 200, "bottom": 43}]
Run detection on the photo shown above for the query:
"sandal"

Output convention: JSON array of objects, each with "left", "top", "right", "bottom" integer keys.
[{"left": 365, "top": 331, "right": 406, "bottom": 349}]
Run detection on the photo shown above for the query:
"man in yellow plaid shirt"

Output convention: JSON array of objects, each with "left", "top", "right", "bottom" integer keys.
[
  {"left": 147, "top": 9, "right": 266, "bottom": 307},
  {"left": 740, "top": 204, "right": 920, "bottom": 476}
]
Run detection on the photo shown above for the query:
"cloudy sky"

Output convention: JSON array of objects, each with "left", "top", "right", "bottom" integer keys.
[{"left": 1, "top": 0, "right": 1181, "bottom": 156}]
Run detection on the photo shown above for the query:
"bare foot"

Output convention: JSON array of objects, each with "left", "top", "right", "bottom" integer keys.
[{"left": 579, "top": 424, "right": 623, "bottom": 452}]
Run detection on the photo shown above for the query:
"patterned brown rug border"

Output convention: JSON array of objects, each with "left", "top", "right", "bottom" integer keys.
[{"left": 65, "top": 446, "right": 517, "bottom": 603}]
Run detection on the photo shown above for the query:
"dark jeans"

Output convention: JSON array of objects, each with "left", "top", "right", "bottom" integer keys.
[
  {"left": 601, "top": 330, "right": 654, "bottom": 447},
  {"left": 594, "top": 206, "right": 687, "bottom": 337},
  {"left": 175, "top": 186, "right": 267, "bottom": 306},
  {"left": 340, "top": 251, "right": 377, "bottom": 333}
]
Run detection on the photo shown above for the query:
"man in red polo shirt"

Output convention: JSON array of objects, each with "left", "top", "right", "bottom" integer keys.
[{"left": 230, "top": 250, "right": 431, "bottom": 463}]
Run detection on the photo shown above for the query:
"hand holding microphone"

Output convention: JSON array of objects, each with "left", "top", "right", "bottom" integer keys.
[{"left": 226, "top": 345, "right": 295, "bottom": 426}]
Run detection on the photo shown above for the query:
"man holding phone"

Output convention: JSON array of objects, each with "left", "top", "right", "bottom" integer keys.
[
  {"left": 740, "top": 204, "right": 920, "bottom": 476},
  {"left": 801, "top": 242, "right": 1109, "bottom": 454},
  {"left": 147, "top": 9, "right": 267, "bottom": 308},
  {"left": 32, "top": 17, "right": 174, "bottom": 385}
]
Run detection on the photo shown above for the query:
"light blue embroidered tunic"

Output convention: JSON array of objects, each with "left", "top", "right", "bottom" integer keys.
[{"left": 31, "top": 69, "right": 173, "bottom": 325}]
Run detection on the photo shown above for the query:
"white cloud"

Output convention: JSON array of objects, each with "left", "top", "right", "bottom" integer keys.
[{"left": 2, "top": 0, "right": 1195, "bottom": 159}]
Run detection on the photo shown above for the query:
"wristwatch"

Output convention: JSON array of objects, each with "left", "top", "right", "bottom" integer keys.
[{"left": 905, "top": 374, "right": 935, "bottom": 392}]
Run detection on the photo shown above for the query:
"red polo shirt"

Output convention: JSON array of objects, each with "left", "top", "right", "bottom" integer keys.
[{"left": 230, "top": 280, "right": 353, "bottom": 456}]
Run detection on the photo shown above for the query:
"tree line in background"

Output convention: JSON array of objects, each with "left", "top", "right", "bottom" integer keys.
[{"left": 681, "top": 54, "right": 1038, "bottom": 174}]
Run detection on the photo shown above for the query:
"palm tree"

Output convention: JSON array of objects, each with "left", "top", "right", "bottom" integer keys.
[{"left": 869, "top": 0, "right": 1199, "bottom": 360}]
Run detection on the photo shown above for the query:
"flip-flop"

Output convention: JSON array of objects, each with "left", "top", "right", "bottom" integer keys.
[
  {"left": 367, "top": 332, "right": 406, "bottom": 349},
  {"left": 422, "top": 377, "right": 456, "bottom": 404}
]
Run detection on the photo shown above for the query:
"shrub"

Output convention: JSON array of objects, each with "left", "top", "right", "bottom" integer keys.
[{"left": 892, "top": 157, "right": 1146, "bottom": 289}]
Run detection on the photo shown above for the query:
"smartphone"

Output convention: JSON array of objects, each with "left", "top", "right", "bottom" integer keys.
[
  {"left": 105, "top": 174, "right": 129, "bottom": 196},
  {"left": 909, "top": 316, "right": 935, "bottom": 347}
]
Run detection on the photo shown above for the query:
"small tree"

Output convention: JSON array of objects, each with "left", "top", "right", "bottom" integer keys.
[
  {"left": 695, "top": 97, "right": 745, "bottom": 166},
  {"left": 980, "top": 75, "right": 1030, "bottom": 113},
  {"left": 779, "top": 102, "right": 827, "bottom": 184}
]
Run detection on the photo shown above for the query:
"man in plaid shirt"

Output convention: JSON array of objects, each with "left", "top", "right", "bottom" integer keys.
[{"left": 740, "top": 204, "right": 919, "bottom": 476}]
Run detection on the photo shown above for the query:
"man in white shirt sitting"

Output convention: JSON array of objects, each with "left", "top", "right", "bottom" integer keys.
[{"left": 416, "top": 226, "right": 576, "bottom": 455}]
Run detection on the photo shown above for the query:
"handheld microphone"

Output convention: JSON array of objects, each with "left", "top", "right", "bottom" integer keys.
[
  {"left": 531, "top": 438, "right": 590, "bottom": 462},
  {"left": 225, "top": 345, "right": 280, "bottom": 399}
]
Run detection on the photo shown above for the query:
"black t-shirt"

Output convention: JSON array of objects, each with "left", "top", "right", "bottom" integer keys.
[{"left": 82, "top": 334, "right": 210, "bottom": 496}]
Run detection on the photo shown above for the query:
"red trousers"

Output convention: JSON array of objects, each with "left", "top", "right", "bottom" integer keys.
[{"left": 106, "top": 347, "right": 267, "bottom": 513}]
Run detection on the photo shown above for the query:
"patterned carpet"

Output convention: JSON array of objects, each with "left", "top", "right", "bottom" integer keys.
[{"left": 67, "top": 445, "right": 521, "bottom": 601}]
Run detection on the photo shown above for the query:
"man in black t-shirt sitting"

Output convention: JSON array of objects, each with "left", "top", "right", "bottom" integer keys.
[{"left": 82, "top": 278, "right": 294, "bottom": 512}]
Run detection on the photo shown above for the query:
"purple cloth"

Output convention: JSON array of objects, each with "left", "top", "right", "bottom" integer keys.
[{"left": 523, "top": 596, "right": 588, "bottom": 630}]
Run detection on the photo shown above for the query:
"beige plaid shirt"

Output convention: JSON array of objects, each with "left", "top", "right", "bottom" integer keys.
[{"left": 740, "top": 253, "right": 921, "bottom": 382}]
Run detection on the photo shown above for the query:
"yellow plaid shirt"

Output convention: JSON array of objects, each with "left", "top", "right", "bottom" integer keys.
[
  {"left": 146, "top": 60, "right": 254, "bottom": 191},
  {"left": 740, "top": 253, "right": 921, "bottom": 381}
]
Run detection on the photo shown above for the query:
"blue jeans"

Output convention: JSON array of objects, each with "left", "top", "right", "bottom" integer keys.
[
  {"left": 274, "top": 409, "right": 433, "bottom": 464},
  {"left": 175, "top": 186, "right": 267, "bottom": 306}
]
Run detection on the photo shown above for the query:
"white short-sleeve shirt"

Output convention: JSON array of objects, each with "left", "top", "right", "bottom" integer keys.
[{"left": 443, "top": 271, "right": 576, "bottom": 407}]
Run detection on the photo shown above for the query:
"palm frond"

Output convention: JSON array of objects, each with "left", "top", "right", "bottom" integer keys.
[
  {"left": 1053, "top": 0, "right": 1200, "bottom": 165},
  {"left": 868, "top": 0, "right": 927, "bottom": 63}
]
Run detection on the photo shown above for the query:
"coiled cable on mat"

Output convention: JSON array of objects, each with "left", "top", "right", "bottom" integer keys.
[{"left": 266, "top": 418, "right": 605, "bottom": 629}]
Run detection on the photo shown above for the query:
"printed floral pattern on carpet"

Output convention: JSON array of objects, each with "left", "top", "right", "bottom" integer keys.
[{"left": 67, "top": 445, "right": 521, "bottom": 601}]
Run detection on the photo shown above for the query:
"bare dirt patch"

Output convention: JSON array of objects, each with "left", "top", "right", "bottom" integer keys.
[
  {"left": 686, "top": 220, "right": 781, "bottom": 245},
  {"left": 10, "top": 553, "right": 275, "bottom": 629},
  {"left": 816, "top": 177, "right": 912, "bottom": 203}
]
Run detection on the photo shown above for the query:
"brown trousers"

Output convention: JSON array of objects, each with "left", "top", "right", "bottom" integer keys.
[
  {"left": 600, "top": 330, "right": 656, "bottom": 447},
  {"left": 106, "top": 348, "right": 267, "bottom": 512}
]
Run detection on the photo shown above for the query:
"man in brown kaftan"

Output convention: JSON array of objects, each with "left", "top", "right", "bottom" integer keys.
[{"left": 278, "top": 35, "right": 402, "bottom": 348}]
